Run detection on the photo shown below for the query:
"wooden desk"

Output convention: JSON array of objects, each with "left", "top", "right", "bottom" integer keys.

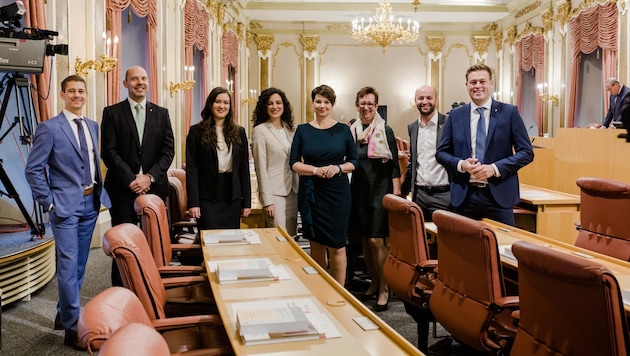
[
  {"left": 517, "top": 184, "right": 580, "bottom": 245},
  {"left": 202, "top": 228, "right": 422, "bottom": 355}
]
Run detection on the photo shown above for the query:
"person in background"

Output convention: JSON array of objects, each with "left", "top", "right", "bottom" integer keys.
[
  {"left": 290, "top": 85, "right": 358, "bottom": 285},
  {"left": 436, "top": 63, "right": 533, "bottom": 225},
  {"left": 601, "top": 78, "right": 630, "bottom": 128},
  {"left": 251, "top": 88, "right": 299, "bottom": 235},
  {"left": 401, "top": 85, "right": 450, "bottom": 221},
  {"left": 186, "top": 87, "right": 251, "bottom": 229},
  {"left": 101, "top": 65, "right": 174, "bottom": 286},
  {"left": 348, "top": 86, "right": 400, "bottom": 311},
  {"left": 25, "top": 75, "right": 111, "bottom": 350}
]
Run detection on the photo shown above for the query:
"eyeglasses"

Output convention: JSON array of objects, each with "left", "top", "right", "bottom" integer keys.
[{"left": 358, "top": 102, "right": 376, "bottom": 108}]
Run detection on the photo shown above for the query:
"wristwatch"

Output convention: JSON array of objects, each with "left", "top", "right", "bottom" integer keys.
[{"left": 147, "top": 174, "right": 155, "bottom": 183}]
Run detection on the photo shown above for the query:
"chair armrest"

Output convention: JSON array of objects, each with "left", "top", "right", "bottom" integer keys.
[
  {"left": 158, "top": 265, "right": 205, "bottom": 276},
  {"left": 419, "top": 259, "right": 438, "bottom": 270},
  {"left": 161, "top": 275, "right": 208, "bottom": 288},
  {"left": 151, "top": 314, "right": 222, "bottom": 331},
  {"left": 171, "top": 243, "right": 202, "bottom": 252},
  {"left": 492, "top": 296, "right": 519, "bottom": 311},
  {"left": 173, "top": 221, "right": 197, "bottom": 228}
]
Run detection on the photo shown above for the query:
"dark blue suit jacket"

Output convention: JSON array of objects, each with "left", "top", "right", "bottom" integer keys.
[
  {"left": 602, "top": 85, "right": 630, "bottom": 128},
  {"left": 436, "top": 100, "right": 534, "bottom": 209},
  {"left": 25, "top": 112, "right": 111, "bottom": 217}
]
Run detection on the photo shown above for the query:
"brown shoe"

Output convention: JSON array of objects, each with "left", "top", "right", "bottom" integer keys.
[
  {"left": 64, "top": 331, "right": 86, "bottom": 351},
  {"left": 54, "top": 312, "right": 62, "bottom": 330}
]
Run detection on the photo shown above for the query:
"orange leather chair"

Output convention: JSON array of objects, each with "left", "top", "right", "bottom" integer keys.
[
  {"left": 102, "top": 223, "right": 215, "bottom": 320},
  {"left": 134, "top": 194, "right": 203, "bottom": 272},
  {"left": 382, "top": 194, "right": 438, "bottom": 352},
  {"left": 511, "top": 241, "right": 629, "bottom": 356},
  {"left": 575, "top": 177, "right": 630, "bottom": 261},
  {"left": 395, "top": 137, "right": 410, "bottom": 186},
  {"left": 431, "top": 210, "right": 519, "bottom": 355},
  {"left": 78, "top": 287, "right": 230, "bottom": 355},
  {"left": 167, "top": 168, "right": 197, "bottom": 243}
]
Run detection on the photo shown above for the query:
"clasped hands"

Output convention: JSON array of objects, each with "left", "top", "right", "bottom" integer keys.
[
  {"left": 129, "top": 174, "right": 151, "bottom": 195},
  {"left": 462, "top": 158, "right": 494, "bottom": 180},
  {"left": 315, "top": 164, "right": 341, "bottom": 179}
]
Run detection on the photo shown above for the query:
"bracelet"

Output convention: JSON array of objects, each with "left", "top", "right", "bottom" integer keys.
[
  {"left": 337, "top": 164, "right": 343, "bottom": 176},
  {"left": 313, "top": 167, "right": 317, "bottom": 176}
]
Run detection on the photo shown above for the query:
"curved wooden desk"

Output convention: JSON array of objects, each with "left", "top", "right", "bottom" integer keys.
[{"left": 202, "top": 227, "right": 422, "bottom": 355}]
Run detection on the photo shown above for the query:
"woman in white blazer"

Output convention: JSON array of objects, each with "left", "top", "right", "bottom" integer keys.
[{"left": 251, "top": 88, "right": 299, "bottom": 235}]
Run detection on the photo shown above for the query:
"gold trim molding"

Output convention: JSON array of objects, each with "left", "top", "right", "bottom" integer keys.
[
  {"left": 515, "top": 1, "right": 541, "bottom": 19},
  {"left": 299, "top": 35, "right": 320, "bottom": 57},
  {"left": 472, "top": 36, "right": 491, "bottom": 54},
  {"left": 255, "top": 34, "right": 275, "bottom": 52},
  {"left": 425, "top": 36, "right": 445, "bottom": 56}
]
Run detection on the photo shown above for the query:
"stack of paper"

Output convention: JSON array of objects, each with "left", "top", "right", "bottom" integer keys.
[
  {"left": 231, "top": 298, "right": 341, "bottom": 346},
  {"left": 216, "top": 258, "right": 278, "bottom": 284},
  {"left": 202, "top": 229, "right": 261, "bottom": 245}
]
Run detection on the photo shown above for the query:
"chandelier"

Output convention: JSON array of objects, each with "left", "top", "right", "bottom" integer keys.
[{"left": 351, "top": 1, "right": 420, "bottom": 53}]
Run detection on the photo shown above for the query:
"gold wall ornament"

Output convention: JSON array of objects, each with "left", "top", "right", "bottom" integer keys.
[
  {"left": 515, "top": 0, "right": 541, "bottom": 19},
  {"left": 425, "top": 35, "right": 445, "bottom": 57},
  {"left": 542, "top": 7, "right": 555, "bottom": 33},
  {"left": 538, "top": 83, "right": 559, "bottom": 106},
  {"left": 245, "top": 30, "right": 254, "bottom": 48},
  {"left": 169, "top": 80, "right": 195, "bottom": 97},
  {"left": 411, "top": 0, "right": 422, "bottom": 12},
  {"left": 249, "top": 21, "right": 263, "bottom": 29},
  {"left": 241, "top": 89, "right": 258, "bottom": 106},
  {"left": 299, "top": 35, "right": 320, "bottom": 57},
  {"left": 472, "top": 36, "right": 491, "bottom": 54},
  {"left": 521, "top": 22, "right": 545, "bottom": 38},
  {"left": 254, "top": 34, "right": 274, "bottom": 52},
  {"left": 326, "top": 23, "right": 350, "bottom": 31},
  {"left": 505, "top": 25, "right": 518, "bottom": 47},
  {"left": 75, "top": 55, "right": 117, "bottom": 77},
  {"left": 351, "top": 1, "right": 420, "bottom": 53},
  {"left": 494, "top": 31, "right": 503, "bottom": 53}
]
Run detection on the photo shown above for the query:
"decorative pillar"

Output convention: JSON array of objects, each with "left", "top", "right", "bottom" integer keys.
[
  {"left": 618, "top": 0, "right": 628, "bottom": 84},
  {"left": 472, "top": 36, "right": 491, "bottom": 64},
  {"left": 300, "top": 35, "right": 319, "bottom": 123},
  {"left": 254, "top": 34, "right": 274, "bottom": 91},
  {"left": 557, "top": 0, "right": 571, "bottom": 129},
  {"left": 425, "top": 36, "right": 445, "bottom": 108},
  {"left": 542, "top": 6, "right": 555, "bottom": 134}
]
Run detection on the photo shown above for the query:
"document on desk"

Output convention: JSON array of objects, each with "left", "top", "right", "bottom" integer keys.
[
  {"left": 498, "top": 245, "right": 517, "bottom": 264},
  {"left": 202, "top": 229, "right": 262, "bottom": 245},
  {"left": 207, "top": 258, "right": 291, "bottom": 284},
  {"left": 622, "top": 290, "right": 630, "bottom": 306}
]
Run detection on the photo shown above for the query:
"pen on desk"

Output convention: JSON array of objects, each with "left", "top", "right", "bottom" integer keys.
[{"left": 497, "top": 227, "right": 513, "bottom": 233}]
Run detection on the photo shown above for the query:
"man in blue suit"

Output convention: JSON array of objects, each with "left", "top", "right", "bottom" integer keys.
[
  {"left": 601, "top": 78, "right": 630, "bottom": 128},
  {"left": 436, "top": 64, "right": 533, "bottom": 225},
  {"left": 25, "top": 75, "right": 110, "bottom": 350}
]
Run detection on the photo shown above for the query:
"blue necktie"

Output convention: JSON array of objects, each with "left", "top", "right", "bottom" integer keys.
[
  {"left": 74, "top": 118, "right": 92, "bottom": 186},
  {"left": 475, "top": 107, "right": 486, "bottom": 162}
]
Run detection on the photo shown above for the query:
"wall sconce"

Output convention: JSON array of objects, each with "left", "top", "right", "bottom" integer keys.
[
  {"left": 169, "top": 66, "right": 195, "bottom": 97},
  {"left": 409, "top": 96, "right": 418, "bottom": 111},
  {"left": 537, "top": 82, "right": 559, "bottom": 106},
  {"left": 241, "top": 89, "right": 258, "bottom": 106},
  {"left": 225, "top": 79, "right": 234, "bottom": 94},
  {"left": 75, "top": 33, "right": 118, "bottom": 76}
]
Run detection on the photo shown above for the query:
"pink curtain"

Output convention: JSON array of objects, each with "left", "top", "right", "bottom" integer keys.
[
  {"left": 222, "top": 31, "right": 239, "bottom": 121},
  {"left": 184, "top": 0, "right": 210, "bottom": 131},
  {"left": 567, "top": 1, "right": 618, "bottom": 127},
  {"left": 106, "top": 0, "right": 158, "bottom": 105},
  {"left": 516, "top": 34, "right": 545, "bottom": 136},
  {"left": 23, "top": 0, "right": 51, "bottom": 122}
]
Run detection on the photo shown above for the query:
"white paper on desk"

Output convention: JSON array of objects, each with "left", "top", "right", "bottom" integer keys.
[
  {"left": 203, "top": 229, "right": 261, "bottom": 245},
  {"left": 520, "top": 191, "right": 552, "bottom": 199},
  {"left": 621, "top": 290, "right": 630, "bottom": 306},
  {"left": 207, "top": 258, "right": 291, "bottom": 281},
  {"left": 498, "top": 245, "right": 517, "bottom": 264}
]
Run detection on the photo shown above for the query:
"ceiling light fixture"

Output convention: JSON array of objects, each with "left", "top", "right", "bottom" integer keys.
[{"left": 351, "top": 1, "right": 420, "bottom": 53}]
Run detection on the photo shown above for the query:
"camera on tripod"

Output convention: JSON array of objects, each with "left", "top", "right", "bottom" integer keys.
[{"left": 0, "top": 1, "right": 68, "bottom": 74}]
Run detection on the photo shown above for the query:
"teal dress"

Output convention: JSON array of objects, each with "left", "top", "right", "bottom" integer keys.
[
  {"left": 348, "top": 124, "right": 400, "bottom": 238},
  {"left": 290, "top": 123, "right": 359, "bottom": 248}
]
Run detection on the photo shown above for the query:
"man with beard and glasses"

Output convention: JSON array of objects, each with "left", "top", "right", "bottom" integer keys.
[{"left": 401, "top": 85, "right": 450, "bottom": 222}]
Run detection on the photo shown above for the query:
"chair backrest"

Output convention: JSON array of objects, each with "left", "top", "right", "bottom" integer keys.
[
  {"left": 395, "top": 137, "right": 410, "bottom": 185},
  {"left": 167, "top": 176, "right": 188, "bottom": 225},
  {"left": 431, "top": 210, "right": 512, "bottom": 354},
  {"left": 102, "top": 223, "right": 168, "bottom": 320},
  {"left": 78, "top": 287, "right": 153, "bottom": 353},
  {"left": 99, "top": 323, "right": 171, "bottom": 356},
  {"left": 167, "top": 168, "right": 187, "bottom": 197},
  {"left": 511, "top": 240, "right": 629, "bottom": 356},
  {"left": 381, "top": 194, "right": 434, "bottom": 307},
  {"left": 575, "top": 177, "right": 630, "bottom": 260},
  {"left": 134, "top": 194, "right": 173, "bottom": 267}
]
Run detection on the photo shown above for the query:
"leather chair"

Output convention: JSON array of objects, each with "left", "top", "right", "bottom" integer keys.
[
  {"left": 134, "top": 194, "right": 203, "bottom": 272},
  {"left": 78, "top": 287, "right": 230, "bottom": 355},
  {"left": 167, "top": 168, "right": 197, "bottom": 243},
  {"left": 395, "top": 137, "right": 410, "bottom": 186},
  {"left": 382, "top": 194, "right": 438, "bottom": 352},
  {"left": 431, "top": 210, "right": 519, "bottom": 355},
  {"left": 575, "top": 177, "right": 630, "bottom": 261},
  {"left": 102, "top": 223, "right": 216, "bottom": 320},
  {"left": 511, "top": 240, "right": 629, "bottom": 356}
]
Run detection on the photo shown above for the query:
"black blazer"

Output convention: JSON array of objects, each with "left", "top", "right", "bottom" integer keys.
[
  {"left": 185, "top": 124, "right": 251, "bottom": 209},
  {"left": 101, "top": 100, "right": 175, "bottom": 200}
]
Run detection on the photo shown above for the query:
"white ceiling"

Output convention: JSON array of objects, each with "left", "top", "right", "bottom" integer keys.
[{"left": 243, "top": 0, "right": 520, "bottom": 25}]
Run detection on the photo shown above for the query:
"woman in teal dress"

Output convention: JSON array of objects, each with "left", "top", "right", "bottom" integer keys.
[
  {"left": 348, "top": 86, "right": 400, "bottom": 311},
  {"left": 290, "top": 85, "right": 359, "bottom": 285}
]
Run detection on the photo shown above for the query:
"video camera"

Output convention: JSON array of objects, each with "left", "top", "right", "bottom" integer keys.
[{"left": 0, "top": 1, "right": 68, "bottom": 74}]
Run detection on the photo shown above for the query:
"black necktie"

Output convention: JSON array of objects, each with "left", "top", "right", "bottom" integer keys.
[
  {"left": 74, "top": 118, "right": 92, "bottom": 186},
  {"left": 475, "top": 107, "right": 486, "bottom": 162}
]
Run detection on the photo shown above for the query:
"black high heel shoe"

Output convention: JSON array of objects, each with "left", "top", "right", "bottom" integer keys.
[
  {"left": 360, "top": 291, "right": 377, "bottom": 301},
  {"left": 374, "top": 289, "right": 391, "bottom": 312}
]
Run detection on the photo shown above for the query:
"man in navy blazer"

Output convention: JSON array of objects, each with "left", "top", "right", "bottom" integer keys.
[
  {"left": 601, "top": 78, "right": 630, "bottom": 128},
  {"left": 436, "top": 64, "right": 533, "bottom": 225},
  {"left": 101, "top": 66, "right": 174, "bottom": 285},
  {"left": 25, "top": 75, "right": 111, "bottom": 350}
]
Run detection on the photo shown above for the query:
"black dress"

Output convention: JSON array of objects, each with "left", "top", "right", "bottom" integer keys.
[
  {"left": 290, "top": 123, "right": 359, "bottom": 248},
  {"left": 348, "top": 124, "right": 400, "bottom": 238}
]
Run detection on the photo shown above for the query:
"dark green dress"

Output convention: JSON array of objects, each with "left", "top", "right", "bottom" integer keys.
[{"left": 348, "top": 124, "right": 400, "bottom": 238}]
